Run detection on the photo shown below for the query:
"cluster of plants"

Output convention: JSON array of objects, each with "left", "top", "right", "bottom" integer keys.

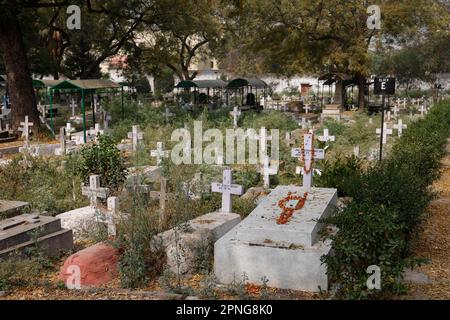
[{"left": 319, "top": 101, "right": 450, "bottom": 299}]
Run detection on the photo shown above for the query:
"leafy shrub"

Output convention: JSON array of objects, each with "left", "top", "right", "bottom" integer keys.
[{"left": 74, "top": 135, "right": 127, "bottom": 191}]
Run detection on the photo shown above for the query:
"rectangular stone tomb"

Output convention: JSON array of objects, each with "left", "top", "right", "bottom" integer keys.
[
  {"left": 214, "top": 186, "right": 337, "bottom": 292},
  {"left": 0, "top": 214, "right": 73, "bottom": 258},
  {"left": 0, "top": 200, "right": 29, "bottom": 219}
]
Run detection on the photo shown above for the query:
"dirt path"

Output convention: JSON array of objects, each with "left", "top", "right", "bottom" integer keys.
[{"left": 406, "top": 137, "right": 450, "bottom": 299}]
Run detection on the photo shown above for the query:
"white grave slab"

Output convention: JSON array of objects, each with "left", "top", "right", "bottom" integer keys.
[{"left": 215, "top": 185, "right": 337, "bottom": 292}]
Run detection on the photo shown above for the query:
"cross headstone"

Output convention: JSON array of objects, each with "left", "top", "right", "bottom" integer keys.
[
  {"left": 420, "top": 104, "right": 427, "bottom": 117},
  {"left": 376, "top": 123, "right": 393, "bottom": 145},
  {"left": 298, "top": 118, "right": 308, "bottom": 130},
  {"left": 95, "top": 197, "right": 119, "bottom": 237},
  {"left": 150, "top": 178, "right": 169, "bottom": 224},
  {"left": 127, "top": 125, "right": 144, "bottom": 152},
  {"left": 66, "top": 123, "right": 74, "bottom": 138},
  {"left": 164, "top": 107, "right": 175, "bottom": 123},
  {"left": 211, "top": 169, "right": 243, "bottom": 213},
  {"left": 151, "top": 142, "right": 169, "bottom": 166},
  {"left": 393, "top": 104, "right": 400, "bottom": 118},
  {"left": 393, "top": 119, "right": 407, "bottom": 137},
  {"left": 291, "top": 134, "right": 325, "bottom": 188},
  {"left": 261, "top": 157, "right": 278, "bottom": 189},
  {"left": 318, "top": 129, "right": 335, "bottom": 143},
  {"left": 19, "top": 116, "right": 33, "bottom": 146},
  {"left": 230, "top": 107, "right": 242, "bottom": 128},
  {"left": 81, "top": 175, "right": 109, "bottom": 208},
  {"left": 304, "top": 104, "right": 311, "bottom": 114}
]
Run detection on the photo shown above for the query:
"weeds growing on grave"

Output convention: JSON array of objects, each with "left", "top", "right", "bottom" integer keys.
[{"left": 320, "top": 100, "right": 450, "bottom": 299}]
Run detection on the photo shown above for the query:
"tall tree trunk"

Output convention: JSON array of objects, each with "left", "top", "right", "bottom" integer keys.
[
  {"left": 356, "top": 73, "right": 366, "bottom": 110},
  {"left": 0, "top": 11, "right": 39, "bottom": 133}
]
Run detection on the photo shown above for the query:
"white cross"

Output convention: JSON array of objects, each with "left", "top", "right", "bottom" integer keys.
[
  {"left": 261, "top": 157, "right": 278, "bottom": 188},
  {"left": 393, "top": 119, "right": 407, "bottom": 137},
  {"left": 291, "top": 134, "right": 325, "bottom": 188},
  {"left": 318, "top": 128, "right": 335, "bottom": 143},
  {"left": 81, "top": 175, "right": 109, "bottom": 208},
  {"left": 386, "top": 111, "right": 392, "bottom": 122},
  {"left": 19, "top": 116, "right": 33, "bottom": 146},
  {"left": 392, "top": 104, "right": 399, "bottom": 118},
  {"left": 151, "top": 142, "right": 169, "bottom": 166},
  {"left": 420, "top": 104, "right": 427, "bottom": 117},
  {"left": 164, "top": 107, "right": 174, "bottom": 123},
  {"left": 298, "top": 118, "right": 308, "bottom": 129},
  {"left": 230, "top": 107, "right": 241, "bottom": 128},
  {"left": 211, "top": 168, "right": 243, "bottom": 213},
  {"left": 95, "top": 197, "right": 119, "bottom": 237},
  {"left": 89, "top": 123, "right": 103, "bottom": 142},
  {"left": 376, "top": 123, "right": 393, "bottom": 145},
  {"left": 66, "top": 123, "right": 74, "bottom": 138},
  {"left": 127, "top": 125, "right": 144, "bottom": 152},
  {"left": 304, "top": 104, "right": 311, "bottom": 114}
]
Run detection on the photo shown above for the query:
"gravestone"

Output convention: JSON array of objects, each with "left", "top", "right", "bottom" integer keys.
[
  {"left": 0, "top": 214, "right": 73, "bottom": 258},
  {"left": 151, "top": 142, "right": 169, "bottom": 166},
  {"left": 393, "top": 119, "right": 407, "bottom": 137},
  {"left": 211, "top": 169, "right": 243, "bottom": 213},
  {"left": 95, "top": 197, "right": 119, "bottom": 237},
  {"left": 376, "top": 123, "right": 393, "bottom": 145},
  {"left": 230, "top": 107, "right": 241, "bottom": 129},
  {"left": 81, "top": 175, "right": 109, "bottom": 208},
  {"left": 163, "top": 107, "right": 175, "bottom": 124},
  {"left": 318, "top": 129, "right": 335, "bottom": 143},
  {"left": 215, "top": 185, "right": 337, "bottom": 291},
  {"left": 127, "top": 125, "right": 144, "bottom": 152},
  {"left": 260, "top": 157, "right": 278, "bottom": 189},
  {"left": 0, "top": 200, "right": 29, "bottom": 219},
  {"left": 291, "top": 134, "right": 325, "bottom": 188}
]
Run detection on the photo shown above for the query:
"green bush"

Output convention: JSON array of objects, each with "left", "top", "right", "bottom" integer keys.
[
  {"left": 321, "top": 101, "right": 450, "bottom": 299},
  {"left": 74, "top": 135, "right": 127, "bottom": 191}
]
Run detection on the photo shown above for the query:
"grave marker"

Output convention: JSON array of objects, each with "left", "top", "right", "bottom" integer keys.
[
  {"left": 81, "top": 175, "right": 109, "bottom": 208},
  {"left": 211, "top": 169, "right": 243, "bottom": 213},
  {"left": 127, "top": 125, "right": 144, "bottom": 152},
  {"left": 261, "top": 157, "right": 278, "bottom": 189},
  {"left": 150, "top": 142, "right": 169, "bottom": 166},
  {"left": 393, "top": 119, "right": 407, "bottom": 137},
  {"left": 230, "top": 107, "right": 241, "bottom": 128},
  {"left": 376, "top": 123, "right": 393, "bottom": 145},
  {"left": 291, "top": 134, "right": 325, "bottom": 188},
  {"left": 318, "top": 129, "right": 335, "bottom": 143}
]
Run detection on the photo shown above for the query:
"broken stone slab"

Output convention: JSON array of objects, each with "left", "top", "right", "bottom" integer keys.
[
  {"left": 215, "top": 186, "right": 338, "bottom": 292},
  {"left": 158, "top": 211, "right": 241, "bottom": 275},
  {"left": 60, "top": 242, "right": 119, "bottom": 288},
  {"left": 0, "top": 200, "right": 29, "bottom": 219},
  {"left": 57, "top": 206, "right": 97, "bottom": 241}
]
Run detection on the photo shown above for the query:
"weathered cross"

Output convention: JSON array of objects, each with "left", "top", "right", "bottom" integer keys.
[
  {"left": 163, "top": 107, "right": 175, "bottom": 123},
  {"left": 318, "top": 128, "right": 335, "bottom": 143},
  {"left": 19, "top": 116, "right": 33, "bottom": 146},
  {"left": 230, "top": 107, "right": 242, "bottom": 128},
  {"left": 81, "top": 175, "right": 109, "bottom": 208},
  {"left": 376, "top": 123, "right": 393, "bottom": 145},
  {"left": 291, "top": 134, "right": 325, "bottom": 188},
  {"left": 127, "top": 125, "right": 144, "bottom": 152},
  {"left": 95, "top": 196, "right": 119, "bottom": 237},
  {"left": 392, "top": 104, "right": 400, "bottom": 118},
  {"left": 151, "top": 142, "right": 169, "bottom": 166},
  {"left": 150, "top": 178, "right": 169, "bottom": 224},
  {"left": 393, "top": 119, "right": 407, "bottom": 137},
  {"left": 261, "top": 157, "right": 278, "bottom": 189},
  {"left": 298, "top": 117, "right": 308, "bottom": 130},
  {"left": 211, "top": 168, "right": 243, "bottom": 213}
]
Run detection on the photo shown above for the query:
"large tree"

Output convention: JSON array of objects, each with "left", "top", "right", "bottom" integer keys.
[{"left": 227, "top": 0, "right": 449, "bottom": 108}]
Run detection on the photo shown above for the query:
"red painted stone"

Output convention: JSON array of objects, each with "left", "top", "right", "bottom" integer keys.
[{"left": 59, "top": 242, "right": 119, "bottom": 287}]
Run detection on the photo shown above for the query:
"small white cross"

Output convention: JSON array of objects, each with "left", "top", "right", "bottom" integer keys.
[
  {"left": 151, "top": 142, "right": 169, "bottom": 166},
  {"left": 230, "top": 107, "right": 242, "bottom": 128},
  {"left": 318, "top": 128, "right": 335, "bottom": 143},
  {"left": 164, "top": 107, "right": 175, "bottom": 123},
  {"left": 420, "top": 104, "right": 427, "bottom": 117},
  {"left": 291, "top": 134, "right": 325, "bottom": 188},
  {"left": 211, "top": 168, "right": 243, "bottom": 213},
  {"left": 304, "top": 104, "right": 311, "bottom": 114},
  {"left": 393, "top": 119, "right": 407, "bottom": 137},
  {"left": 95, "top": 197, "right": 119, "bottom": 237},
  {"left": 127, "top": 125, "right": 144, "bottom": 152},
  {"left": 19, "top": 116, "right": 33, "bottom": 146},
  {"left": 392, "top": 104, "right": 399, "bottom": 118},
  {"left": 376, "top": 123, "right": 393, "bottom": 145},
  {"left": 298, "top": 118, "right": 308, "bottom": 130},
  {"left": 81, "top": 175, "right": 109, "bottom": 208},
  {"left": 261, "top": 157, "right": 278, "bottom": 189}
]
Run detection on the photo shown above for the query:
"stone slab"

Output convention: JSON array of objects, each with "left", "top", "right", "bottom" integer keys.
[
  {"left": 57, "top": 206, "right": 97, "bottom": 240},
  {"left": 0, "top": 200, "right": 29, "bottom": 219},
  {"left": 0, "top": 214, "right": 62, "bottom": 251},
  {"left": 214, "top": 186, "right": 337, "bottom": 292},
  {"left": 159, "top": 212, "right": 241, "bottom": 274}
]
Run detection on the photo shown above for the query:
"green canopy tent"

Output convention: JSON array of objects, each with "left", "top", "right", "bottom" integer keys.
[
  {"left": 226, "top": 78, "right": 269, "bottom": 106},
  {"left": 49, "top": 79, "right": 122, "bottom": 142}
]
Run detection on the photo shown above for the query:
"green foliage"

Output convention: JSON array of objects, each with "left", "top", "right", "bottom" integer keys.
[
  {"left": 321, "top": 101, "right": 450, "bottom": 299},
  {"left": 74, "top": 135, "right": 127, "bottom": 191}
]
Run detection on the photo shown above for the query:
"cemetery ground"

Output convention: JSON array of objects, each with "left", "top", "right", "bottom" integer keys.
[{"left": 0, "top": 98, "right": 449, "bottom": 300}]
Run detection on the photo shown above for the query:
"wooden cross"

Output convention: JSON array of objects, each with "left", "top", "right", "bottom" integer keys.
[
  {"left": 393, "top": 119, "right": 407, "bottom": 137},
  {"left": 211, "top": 169, "right": 243, "bottom": 213},
  {"left": 376, "top": 123, "right": 393, "bottom": 145},
  {"left": 19, "top": 116, "right": 33, "bottom": 145},
  {"left": 81, "top": 175, "right": 109, "bottom": 208},
  {"left": 261, "top": 157, "right": 278, "bottom": 189},
  {"left": 318, "top": 128, "right": 335, "bottom": 143},
  {"left": 151, "top": 142, "right": 169, "bottom": 166},
  {"left": 127, "top": 125, "right": 144, "bottom": 152},
  {"left": 164, "top": 107, "right": 175, "bottom": 123},
  {"left": 95, "top": 197, "right": 119, "bottom": 237},
  {"left": 230, "top": 107, "right": 241, "bottom": 128},
  {"left": 291, "top": 134, "right": 325, "bottom": 188}
]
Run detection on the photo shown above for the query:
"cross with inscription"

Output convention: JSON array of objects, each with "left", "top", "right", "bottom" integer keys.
[
  {"left": 211, "top": 168, "right": 243, "bottom": 213},
  {"left": 291, "top": 134, "right": 325, "bottom": 188}
]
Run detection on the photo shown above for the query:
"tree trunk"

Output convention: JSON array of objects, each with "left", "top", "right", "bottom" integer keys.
[
  {"left": 0, "top": 11, "right": 39, "bottom": 133},
  {"left": 356, "top": 73, "right": 366, "bottom": 110}
]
